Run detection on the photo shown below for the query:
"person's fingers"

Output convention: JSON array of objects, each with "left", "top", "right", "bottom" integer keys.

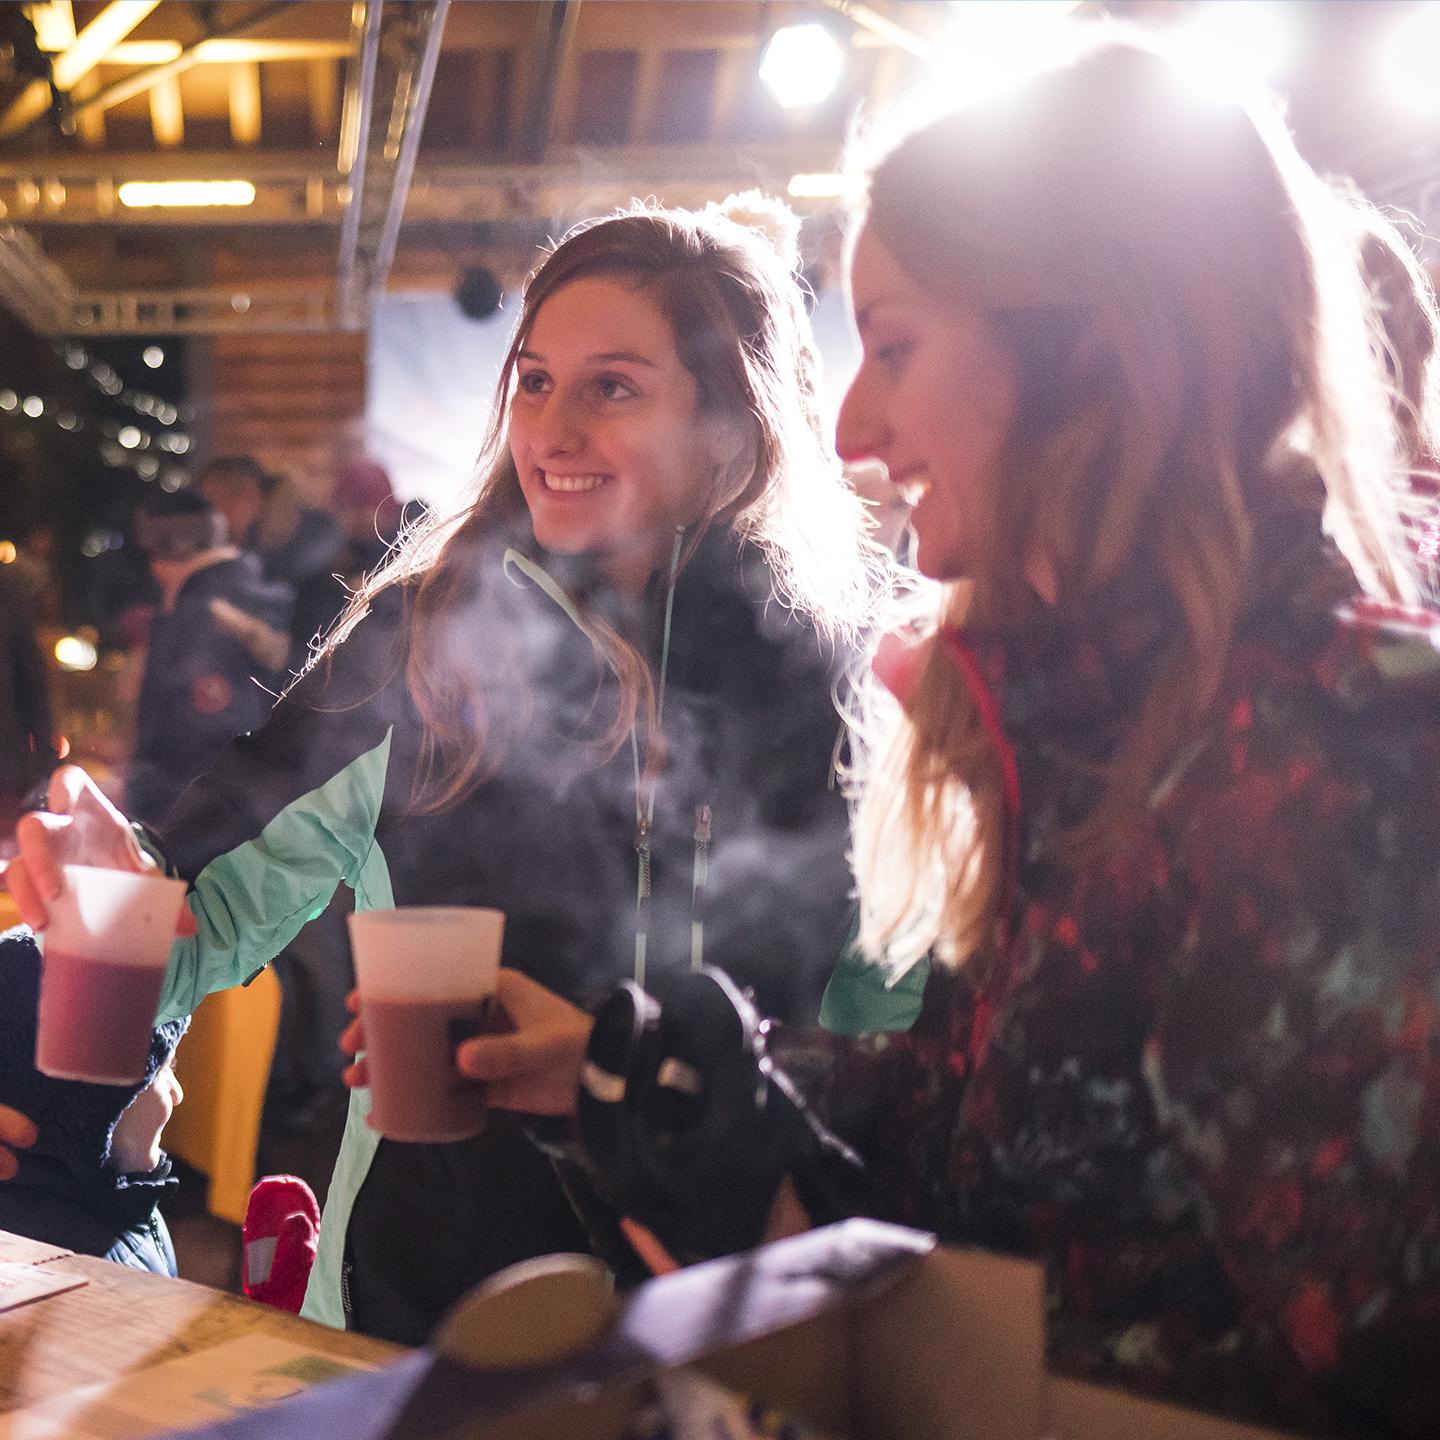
[
  {"left": 338, "top": 1014, "right": 365, "bottom": 1057},
  {"left": 47, "top": 764, "right": 91, "bottom": 816},
  {"left": 344, "top": 989, "right": 360, "bottom": 1015},
  {"left": 342, "top": 1058, "right": 369, "bottom": 1089},
  {"left": 455, "top": 1024, "right": 578, "bottom": 1083},
  {"left": 14, "top": 809, "right": 73, "bottom": 908},
  {"left": 0, "top": 1106, "right": 38, "bottom": 1151},
  {"left": 0, "top": 1149, "right": 16, "bottom": 1182},
  {"left": 175, "top": 903, "right": 198, "bottom": 939},
  {"left": 2, "top": 853, "right": 50, "bottom": 930}
]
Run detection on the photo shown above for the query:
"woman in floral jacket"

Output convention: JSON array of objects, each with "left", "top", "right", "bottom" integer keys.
[{"left": 822, "top": 40, "right": 1440, "bottom": 1438}]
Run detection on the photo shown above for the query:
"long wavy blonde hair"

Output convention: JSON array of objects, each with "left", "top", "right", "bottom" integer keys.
[
  {"left": 853, "top": 41, "right": 1430, "bottom": 975},
  {"left": 327, "top": 200, "right": 881, "bottom": 810}
]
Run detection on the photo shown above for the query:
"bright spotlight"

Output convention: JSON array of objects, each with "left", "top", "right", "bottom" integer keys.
[
  {"left": 935, "top": 2, "right": 1080, "bottom": 105},
  {"left": 1174, "top": 1, "right": 1294, "bottom": 99},
  {"left": 117, "top": 425, "right": 142, "bottom": 449},
  {"left": 760, "top": 24, "right": 846, "bottom": 109},
  {"left": 1379, "top": 2, "right": 1440, "bottom": 115},
  {"left": 54, "top": 635, "right": 98, "bottom": 672},
  {"left": 22, "top": 396, "right": 43, "bottom": 418},
  {"left": 142, "top": 345, "right": 165, "bottom": 368}
]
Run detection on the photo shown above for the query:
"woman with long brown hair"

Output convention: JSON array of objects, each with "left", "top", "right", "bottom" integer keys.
[{"left": 7, "top": 196, "right": 881, "bottom": 1341}]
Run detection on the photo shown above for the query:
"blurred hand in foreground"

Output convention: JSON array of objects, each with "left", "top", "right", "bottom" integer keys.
[
  {"left": 0, "top": 1105, "right": 36, "bottom": 1181},
  {"left": 5, "top": 767, "right": 152, "bottom": 931}
]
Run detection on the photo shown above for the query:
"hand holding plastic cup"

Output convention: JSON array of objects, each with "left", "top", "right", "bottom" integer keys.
[
  {"left": 348, "top": 906, "right": 505, "bottom": 1143},
  {"left": 36, "top": 864, "right": 189, "bottom": 1085}
]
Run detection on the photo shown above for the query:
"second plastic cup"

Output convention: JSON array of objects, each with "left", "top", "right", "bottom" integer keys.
[
  {"left": 349, "top": 906, "right": 505, "bottom": 1144},
  {"left": 36, "top": 863, "right": 189, "bottom": 1085}
]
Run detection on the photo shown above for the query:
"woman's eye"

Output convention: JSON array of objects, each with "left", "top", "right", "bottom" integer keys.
[
  {"left": 872, "top": 340, "right": 914, "bottom": 374},
  {"left": 595, "top": 375, "right": 636, "bottom": 401},
  {"left": 517, "top": 371, "right": 550, "bottom": 395}
]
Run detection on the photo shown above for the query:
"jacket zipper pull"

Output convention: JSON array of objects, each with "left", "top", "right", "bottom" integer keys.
[{"left": 690, "top": 804, "right": 711, "bottom": 970}]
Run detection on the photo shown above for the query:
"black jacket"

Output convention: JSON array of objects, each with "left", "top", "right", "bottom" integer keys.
[{"left": 151, "top": 525, "right": 859, "bottom": 1340}]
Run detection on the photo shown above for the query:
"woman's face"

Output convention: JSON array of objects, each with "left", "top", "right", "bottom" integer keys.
[
  {"left": 836, "top": 226, "right": 1019, "bottom": 583},
  {"left": 507, "top": 275, "right": 721, "bottom": 593}
]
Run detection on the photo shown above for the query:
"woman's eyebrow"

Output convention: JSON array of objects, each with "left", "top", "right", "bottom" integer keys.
[{"left": 517, "top": 348, "right": 658, "bottom": 368}]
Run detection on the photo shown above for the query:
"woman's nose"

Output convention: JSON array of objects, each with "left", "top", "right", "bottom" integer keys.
[
  {"left": 536, "top": 393, "right": 585, "bottom": 457},
  {"left": 835, "top": 383, "right": 881, "bottom": 466}
]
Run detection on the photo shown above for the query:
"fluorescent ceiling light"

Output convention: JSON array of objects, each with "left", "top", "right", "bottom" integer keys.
[
  {"left": 787, "top": 172, "right": 856, "bottom": 201},
  {"left": 117, "top": 180, "right": 257, "bottom": 208},
  {"left": 760, "top": 25, "right": 846, "bottom": 109}
]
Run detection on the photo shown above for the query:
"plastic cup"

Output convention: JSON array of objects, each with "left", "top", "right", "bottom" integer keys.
[
  {"left": 36, "top": 863, "right": 189, "bottom": 1085},
  {"left": 349, "top": 906, "right": 505, "bottom": 1144}
]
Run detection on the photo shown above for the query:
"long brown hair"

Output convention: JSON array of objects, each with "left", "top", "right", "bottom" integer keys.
[
  {"left": 326, "top": 199, "right": 881, "bottom": 810},
  {"left": 852, "top": 40, "right": 1429, "bottom": 973}
]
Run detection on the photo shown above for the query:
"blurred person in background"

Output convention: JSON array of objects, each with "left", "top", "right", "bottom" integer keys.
[
  {"left": 126, "top": 488, "right": 292, "bottom": 827},
  {"left": 0, "top": 560, "right": 56, "bottom": 835},
  {"left": 199, "top": 455, "right": 343, "bottom": 663}
]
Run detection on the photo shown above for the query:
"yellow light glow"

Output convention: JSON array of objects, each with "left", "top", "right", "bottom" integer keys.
[
  {"left": 0, "top": 541, "right": 16, "bottom": 564},
  {"left": 27, "top": 2, "right": 78, "bottom": 53},
  {"left": 117, "top": 180, "right": 256, "bottom": 209},
  {"left": 54, "top": 635, "right": 99, "bottom": 672},
  {"left": 787, "top": 172, "right": 856, "bottom": 201}
]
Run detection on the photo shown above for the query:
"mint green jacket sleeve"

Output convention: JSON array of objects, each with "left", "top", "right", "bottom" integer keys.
[{"left": 144, "top": 589, "right": 411, "bottom": 1023}]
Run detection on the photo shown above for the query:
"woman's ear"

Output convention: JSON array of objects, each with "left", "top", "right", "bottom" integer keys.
[{"left": 706, "top": 417, "right": 760, "bottom": 513}]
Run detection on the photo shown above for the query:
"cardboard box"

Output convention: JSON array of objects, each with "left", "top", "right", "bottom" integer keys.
[{"left": 168, "top": 1220, "right": 1296, "bottom": 1440}]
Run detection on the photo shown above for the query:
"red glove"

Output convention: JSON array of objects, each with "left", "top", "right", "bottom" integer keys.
[{"left": 242, "top": 1174, "right": 320, "bottom": 1313}]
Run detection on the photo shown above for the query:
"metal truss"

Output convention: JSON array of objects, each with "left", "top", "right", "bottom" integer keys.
[{"left": 335, "top": 0, "right": 450, "bottom": 330}]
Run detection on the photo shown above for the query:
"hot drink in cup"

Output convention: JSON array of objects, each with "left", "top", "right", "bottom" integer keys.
[
  {"left": 36, "top": 864, "right": 189, "bottom": 1085},
  {"left": 349, "top": 907, "right": 505, "bottom": 1144}
]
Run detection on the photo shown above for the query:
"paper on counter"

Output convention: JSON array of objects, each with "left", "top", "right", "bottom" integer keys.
[
  {"left": 0, "top": 1263, "right": 86, "bottom": 1314},
  {"left": 0, "top": 1237, "right": 72, "bottom": 1268},
  {"left": 0, "top": 1332, "right": 379, "bottom": 1440}
]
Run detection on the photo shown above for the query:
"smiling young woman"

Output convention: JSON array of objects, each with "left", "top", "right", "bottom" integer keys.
[{"left": 8, "top": 197, "right": 886, "bottom": 1344}]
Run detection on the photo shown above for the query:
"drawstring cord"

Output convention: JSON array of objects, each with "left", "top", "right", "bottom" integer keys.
[
  {"left": 629, "top": 526, "right": 685, "bottom": 988},
  {"left": 504, "top": 529, "right": 706, "bottom": 989}
]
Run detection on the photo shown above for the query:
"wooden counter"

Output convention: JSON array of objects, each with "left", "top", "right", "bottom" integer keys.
[{"left": 0, "top": 1230, "right": 401, "bottom": 1437}]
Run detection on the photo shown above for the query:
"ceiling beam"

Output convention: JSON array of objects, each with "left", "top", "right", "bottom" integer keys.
[
  {"left": 337, "top": 0, "right": 450, "bottom": 329},
  {"left": 229, "top": 61, "right": 263, "bottom": 146},
  {"left": 514, "top": 0, "right": 580, "bottom": 162},
  {"left": 55, "top": 1, "right": 294, "bottom": 136},
  {"left": 105, "top": 39, "right": 355, "bottom": 65},
  {"left": 1, "top": 0, "right": 160, "bottom": 140},
  {"left": 26, "top": 2, "right": 77, "bottom": 54},
  {"left": 149, "top": 75, "right": 184, "bottom": 147}
]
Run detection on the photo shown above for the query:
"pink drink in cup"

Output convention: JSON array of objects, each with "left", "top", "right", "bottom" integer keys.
[
  {"left": 36, "top": 864, "right": 189, "bottom": 1085},
  {"left": 349, "top": 907, "right": 505, "bottom": 1144}
]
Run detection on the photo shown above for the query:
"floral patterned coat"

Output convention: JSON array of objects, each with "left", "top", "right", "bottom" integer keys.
[{"left": 821, "top": 521, "right": 1440, "bottom": 1437}]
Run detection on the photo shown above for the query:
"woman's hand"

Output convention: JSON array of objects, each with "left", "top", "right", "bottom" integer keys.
[
  {"left": 457, "top": 970, "right": 593, "bottom": 1116},
  {"left": 0, "top": 1106, "right": 37, "bottom": 1181},
  {"left": 339, "top": 989, "right": 368, "bottom": 1089},
  {"left": 4, "top": 767, "right": 153, "bottom": 931},
  {"left": 342, "top": 970, "right": 593, "bottom": 1114}
]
